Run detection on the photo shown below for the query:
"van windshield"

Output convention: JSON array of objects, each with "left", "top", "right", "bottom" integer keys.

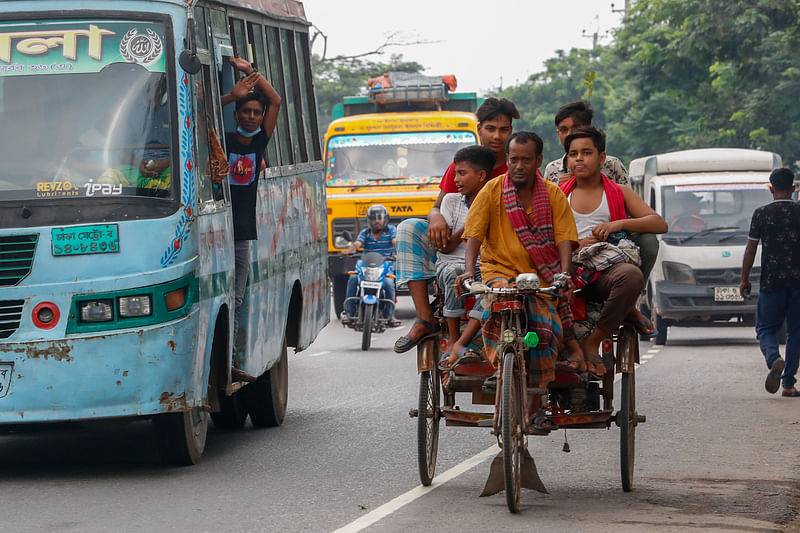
[
  {"left": 661, "top": 182, "right": 773, "bottom": 244},
  {"left": 325, "top": 131, "right": 476, "bottom": 187},
  {"left": 0, "top": 19, "right": 173, "bottom": 203}
]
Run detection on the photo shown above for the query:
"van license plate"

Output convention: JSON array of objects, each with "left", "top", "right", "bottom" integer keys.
[{"left": 714, "top": 286, "right": 744, "bottom": 302}]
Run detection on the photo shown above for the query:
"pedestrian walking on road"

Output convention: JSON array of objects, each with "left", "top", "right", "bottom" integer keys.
[{"left": 740, "top": 168, "right": 800, "bottom": 396}]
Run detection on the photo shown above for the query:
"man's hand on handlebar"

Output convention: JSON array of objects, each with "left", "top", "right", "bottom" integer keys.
[
  {"left": 428, "top": 212, "right": 451, "bottom": 251},
  {"left": 454, "top": 271, "right": 474, "bottom": 298}
]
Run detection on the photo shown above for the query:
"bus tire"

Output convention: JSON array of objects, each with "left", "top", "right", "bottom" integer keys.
[
  {"left": 654, "top": 313, "right": 668, "bottom": 346},
  {"left": 333, "top": 274, "right": 349, "bottom": 318},
  {"left": 245, "top": 339, "right": 288, "bottom": 427},
  {"left": 152, "top": 405, "right": 208, "bottom": 466}
]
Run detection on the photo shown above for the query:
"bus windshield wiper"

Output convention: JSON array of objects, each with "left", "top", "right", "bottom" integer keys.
[{"left": 678, "top": 226, "right": 738, "bottom": 244}]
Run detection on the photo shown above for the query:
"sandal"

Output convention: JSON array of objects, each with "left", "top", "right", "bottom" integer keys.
[
  {"left": 438, "top": 348, "right": 482, "bottom": 370},
  {"left": 393, "top": 318, "right": 440, "bottom": 354},
  {"left": 584, "top": 352, "right": 606, "bottom": 379},
  {"left": 557, "top": 351, "right": 587, "bottom": 373},
  {"left": 633, "top": 317, "right": 658, "bottom": 339},
  {"left": 530, "top": 412, "right": 557, "bottom": 433}
]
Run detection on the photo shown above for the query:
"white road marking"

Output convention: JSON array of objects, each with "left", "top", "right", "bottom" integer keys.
[
  {"left": 647, "top": 348, "right": 660, "bottom": 354},
  {"left": 331, "top": 447, "right": 498, "bottom": 533},
  {"left": 308, "top": 350, "right": 330, "bottom": 358}
]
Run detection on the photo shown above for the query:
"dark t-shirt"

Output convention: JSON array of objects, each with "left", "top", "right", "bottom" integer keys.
[
  {"left": 748, "top": 199, "right": 800, "bottom": 291},
  {"left": 225, "top": 130, "right": 269, "bottom": 241}
]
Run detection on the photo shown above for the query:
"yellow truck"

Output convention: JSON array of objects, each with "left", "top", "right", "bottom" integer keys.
[{"left": 324, "top": 75, "right": 479, "bottom": 315}]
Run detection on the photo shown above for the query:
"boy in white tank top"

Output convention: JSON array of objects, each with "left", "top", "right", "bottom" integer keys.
[{"left": 562, "top": 127, "right": 667, "bottom": 376}]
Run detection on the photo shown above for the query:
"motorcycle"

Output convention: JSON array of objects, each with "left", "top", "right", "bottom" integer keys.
[{"left": 342, "top": 250, "right": 396, "bottom": 351}]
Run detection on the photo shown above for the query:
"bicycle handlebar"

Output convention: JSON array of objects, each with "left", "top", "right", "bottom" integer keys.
[{"left": 460, "top": 272, "right": 570, "bottom": 298}]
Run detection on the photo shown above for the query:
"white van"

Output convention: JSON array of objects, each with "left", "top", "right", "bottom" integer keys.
[{"left": 629, "top": 148, "right": 782, "bottom": 345}]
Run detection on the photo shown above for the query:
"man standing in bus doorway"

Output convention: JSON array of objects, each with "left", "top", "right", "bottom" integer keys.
[
  {"left": 393, "top": 97, "right": 520, "bottom": 353},
  {"left": 740, "top": 168, "right": 800, "bottom": 397},
  {"left": 222, "top": 55, "right": 282, "bottom": 382}
]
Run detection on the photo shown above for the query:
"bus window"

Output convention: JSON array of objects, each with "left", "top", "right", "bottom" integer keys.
[
  {"left": 266, "top": 25, "right": 292, "bottom": 166},
  {"left": 229, "top": 17, "right": 247, "bottom": 60},
  {"left": 294, "top": 32, "right": 320, "bottom": 161},
  {"left": 209, "top": 8, "right": 228, "bottom": 37},
  {"left": 280, "top": 29, "right": 305, "bottom": 163},
  {"left": 249, "top": 22, "right": 277, "bottom": 167},
  {"left": 193, "top": 6, "right": 209, "bottom": 50}
]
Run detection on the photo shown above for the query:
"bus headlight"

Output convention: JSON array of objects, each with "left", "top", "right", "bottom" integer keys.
[
  {"left": 118, "top": 295, "right": 152, "bottom": 317},
  {"left": 80, "top": 300, "right": 114, "bottom": 322}
]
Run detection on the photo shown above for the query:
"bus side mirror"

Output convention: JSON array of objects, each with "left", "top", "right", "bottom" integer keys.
[
  {"left": 180, "top": 13, "right": 201, "bottom": 75},
  {"left": 179, "top": 49, "right": 201, "bottom": 75}
]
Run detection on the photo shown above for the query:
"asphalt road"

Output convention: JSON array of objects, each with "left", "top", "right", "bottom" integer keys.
[{"left": 0, "top": 297, "right": 798, "bottom": 532}]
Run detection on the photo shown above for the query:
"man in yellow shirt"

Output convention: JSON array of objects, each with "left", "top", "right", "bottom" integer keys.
[{"left": 458, "top": 132, "right": 581, "bottom": 426}]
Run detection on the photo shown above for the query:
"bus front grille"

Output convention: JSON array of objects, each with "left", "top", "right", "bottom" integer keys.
[
  {"left": 0, "top": 299, "right": 24, "bottom": 339},
  {"left": 0, "top": 234, "right": 38, "bottom": 287}
]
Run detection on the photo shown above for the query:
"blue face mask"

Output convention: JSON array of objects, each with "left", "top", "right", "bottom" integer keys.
[{"left": 236, "top": 125, "right": 262, "bottom": 138}]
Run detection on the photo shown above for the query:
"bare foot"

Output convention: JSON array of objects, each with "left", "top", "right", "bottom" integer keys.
[{"left": 561, "top": 339, "right": 586, "bottom": 372}]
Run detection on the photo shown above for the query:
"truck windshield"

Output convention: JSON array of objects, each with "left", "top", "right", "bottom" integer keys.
[
  {"left": 325, "top": 131, "right": 476, "bottom": 187},
  {"left": 662, "top": 182, "right": 772, "bottom": 242},
  {"left": 0, "top": 19, "right": 173, "bottom": 203}
]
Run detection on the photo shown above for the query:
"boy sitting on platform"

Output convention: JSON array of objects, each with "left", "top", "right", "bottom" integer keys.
[{"left": 435, "top": 146, "right": 494, "bottom": 367}]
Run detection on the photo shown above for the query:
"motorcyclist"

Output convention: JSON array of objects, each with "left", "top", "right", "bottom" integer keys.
[{"left": 341, "top": 204, "right": 401, "bottom": 327}]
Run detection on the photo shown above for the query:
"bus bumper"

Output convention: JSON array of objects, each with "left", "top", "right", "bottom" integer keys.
[{"left": 0, "top": 313, "right": 205, "bottom": 424}]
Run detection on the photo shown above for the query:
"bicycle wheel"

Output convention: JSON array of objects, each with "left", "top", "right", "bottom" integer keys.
[
  {"left": 501, "top": 348, "right": 524, "bottom": 513},
  {"left": 417, "top": 367, "right": 440, "bottom": 486},
  {"left": 620, "top": 370, "right": 636, "bottom": 491}
]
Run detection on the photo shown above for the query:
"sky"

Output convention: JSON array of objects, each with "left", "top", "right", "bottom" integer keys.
[{"left": 300, "top": 0, "right": 626, "bottom": 95}]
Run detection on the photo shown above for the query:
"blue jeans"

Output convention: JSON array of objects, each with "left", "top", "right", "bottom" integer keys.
[
  {"left": 756, "top": 288, "right": 800, "bottom": 389},
  {"left": 345, "top": 274, "right": 395, "bottom": 318}
]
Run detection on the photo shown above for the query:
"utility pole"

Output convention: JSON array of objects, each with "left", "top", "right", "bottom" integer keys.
[
  {"left": 581, "top": 14, "right": 608, "bottom": 50},
  {"left": 611, "top": 0, "right": 632, "bottom": 16}
]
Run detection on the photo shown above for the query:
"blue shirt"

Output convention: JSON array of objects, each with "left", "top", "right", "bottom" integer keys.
[{"left": 357, "top": 225, "right": 396, "bottom": 257}]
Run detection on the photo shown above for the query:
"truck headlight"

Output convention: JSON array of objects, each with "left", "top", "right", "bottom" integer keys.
[
  {"left": 119, "top": 295, "right": 152, "bottom": 317},
  {"left": 662, "top": 261, "right": 696, "bottom": 284},
  {"left": 80, "top": 300, "right": 113, "bottom": 322}
]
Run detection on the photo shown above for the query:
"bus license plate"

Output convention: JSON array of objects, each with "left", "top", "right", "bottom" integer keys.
[
  {"left": 361, "top": 281, "right": 382, "bottom": 289},
  {"left": 52, "top": 224, "right": 119, "bottom": 256},
  {"left": 0, "top": 362, "right": 13, "bottom": 399},
  {"left": 714, "top": 286, "right": 744, "bottom": 302}
]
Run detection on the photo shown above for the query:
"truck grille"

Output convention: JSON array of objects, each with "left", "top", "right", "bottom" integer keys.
[
  {"left": 0, "top": 234, "right": 38, "bottom": 286},
  {"left": 694, "top": 267, "right": 759, "bottom": 285},
  {"left": 0, "top": 299, "right": 24, "bottom": 339}
]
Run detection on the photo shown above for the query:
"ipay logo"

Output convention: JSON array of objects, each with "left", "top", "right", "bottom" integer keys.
[{"left": 722, "top": 251, "right": 731, "bottom": 258}]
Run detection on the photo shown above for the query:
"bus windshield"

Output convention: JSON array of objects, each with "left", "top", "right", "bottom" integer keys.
[
  {"left": 0, "top": 19, "right": 173, "bottom": 202},
  {"left": 325, "top": 131, "right": 476, "bottom": 187}
]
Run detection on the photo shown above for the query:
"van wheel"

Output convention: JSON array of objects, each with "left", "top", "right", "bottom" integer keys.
[
  {"left": 152, "top": 405, "right": 208, "bottom": 466},
  {"left": 245, "top": 339, "right": 288, "bottom": 427},
  {"left": 654, "top": 314, "right": 668, "bottom": 345}
]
